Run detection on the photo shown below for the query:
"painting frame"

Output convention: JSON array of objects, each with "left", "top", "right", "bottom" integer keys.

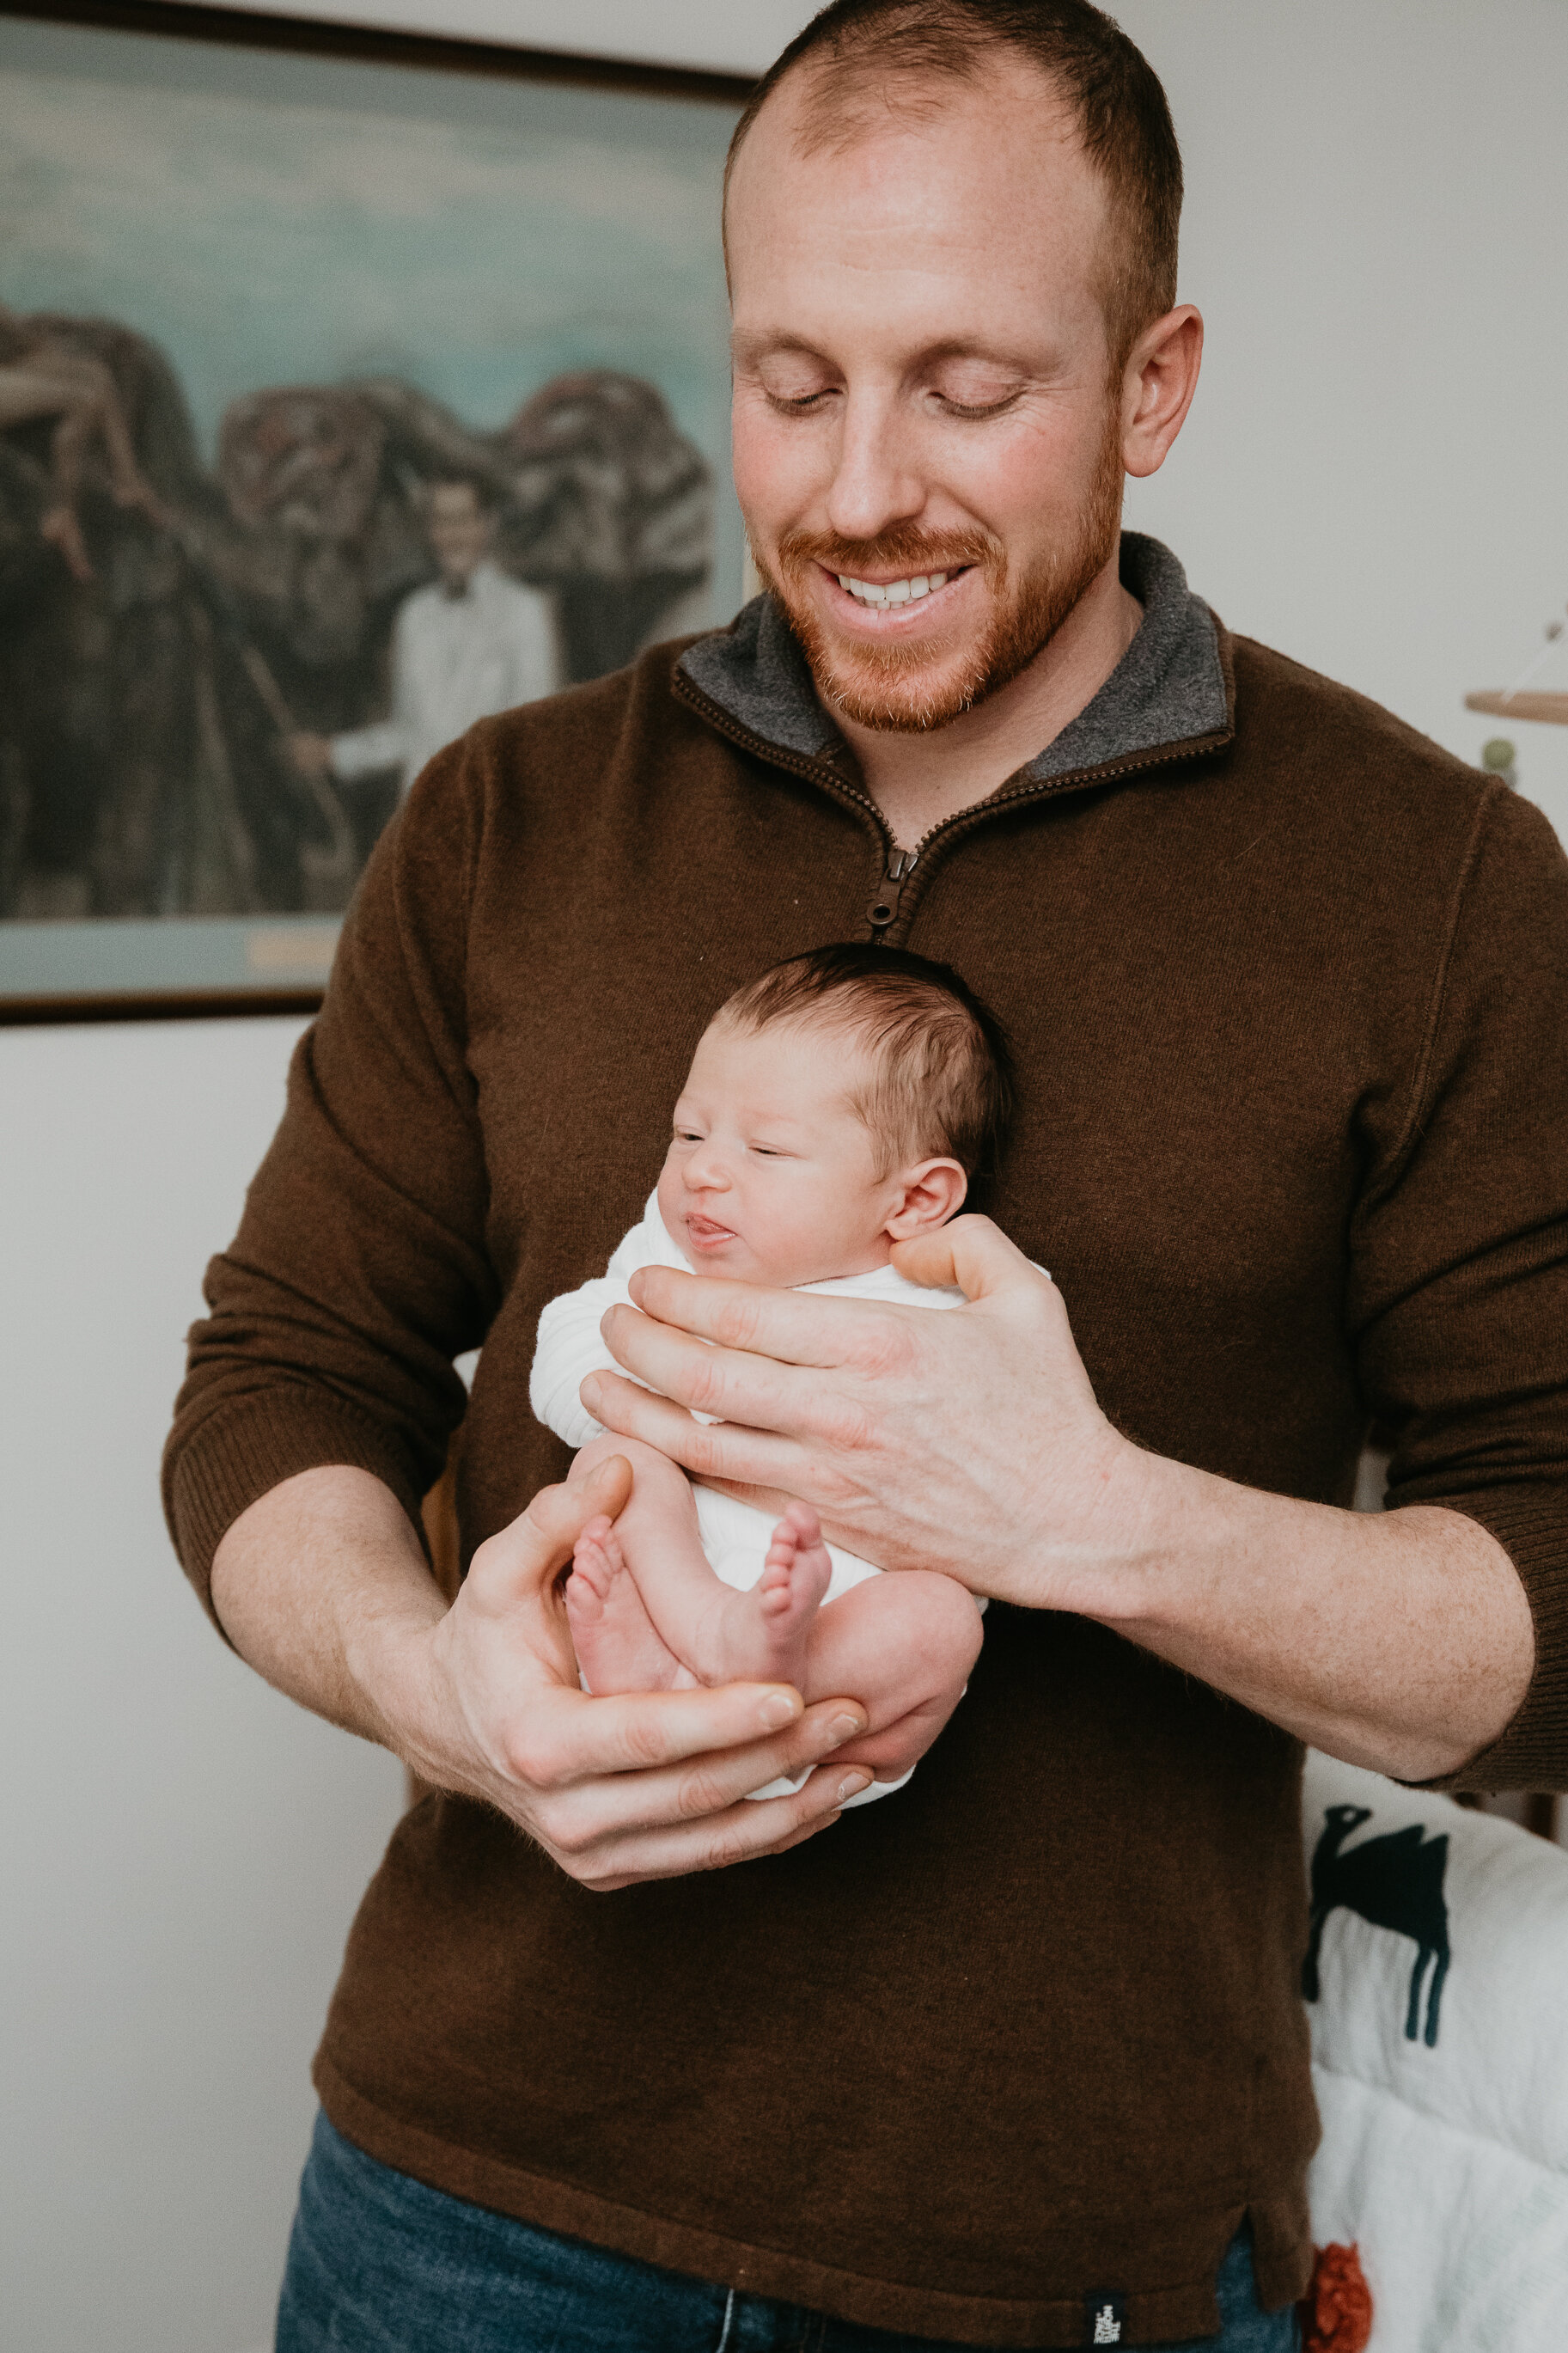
[{"left": 0, "top": 0, "right": 753, "bottom": 1024}]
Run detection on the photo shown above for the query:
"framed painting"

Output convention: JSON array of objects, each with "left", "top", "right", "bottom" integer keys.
[{"left": 0, "top": 1, "right": 751, "bottom": 1019}]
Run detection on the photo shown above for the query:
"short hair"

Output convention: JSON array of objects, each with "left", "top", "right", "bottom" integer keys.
[
  {"left": 724, "top": 0, "right": 1182, "bottom": 371},
  {"left": 716, "top": 943, "right": 1015, "bottom": 1179}
]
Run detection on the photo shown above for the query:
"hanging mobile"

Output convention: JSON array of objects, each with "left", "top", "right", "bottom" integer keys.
[{"left": 1466, "top": 605, "right": 1568, "bottom": 728}]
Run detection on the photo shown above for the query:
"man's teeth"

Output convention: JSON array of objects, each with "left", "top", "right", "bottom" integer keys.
[{"left": 837, "top": 571, "right": 950, "bottom": 608}]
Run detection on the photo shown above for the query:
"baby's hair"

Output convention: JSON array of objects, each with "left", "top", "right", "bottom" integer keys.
[{"left": 715, "top": 943, "right": 1015, "bottom": 1178}]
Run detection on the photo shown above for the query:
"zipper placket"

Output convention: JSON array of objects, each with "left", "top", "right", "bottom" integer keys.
[
  {"left": 867, "top": 845, "right": 920, "bottom": 934},
  {"left": 671, "top": 672, "right": 1234, "bottom": 946}
]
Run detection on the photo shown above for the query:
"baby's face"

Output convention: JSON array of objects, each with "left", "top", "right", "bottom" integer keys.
[{"left": 656, "top": 1016, "right": 898, "bottom": 1287}]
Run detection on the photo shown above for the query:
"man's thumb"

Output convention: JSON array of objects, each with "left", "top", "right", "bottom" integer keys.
[
  {"left": 574, "top": 1452, "right": 634, "bottom": 1521},
  {"left": 892, "top": 1213, "right": 1046, "bottom": 1303},
  {"left": 494, "top": 1454, "right": 636, "bottom": 1597}
]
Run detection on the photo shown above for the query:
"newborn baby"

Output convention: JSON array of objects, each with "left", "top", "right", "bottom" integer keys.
[{"left": 530, "top": 943, "right": 1015, "bottom": 1801}]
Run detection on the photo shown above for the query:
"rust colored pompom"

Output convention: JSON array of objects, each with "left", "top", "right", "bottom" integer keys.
[{"left": 1300, "top": 2241, "right": 1374, "bottom": 2353}]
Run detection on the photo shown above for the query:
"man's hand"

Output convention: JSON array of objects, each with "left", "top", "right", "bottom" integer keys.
[
  {"left": 212, "top": 1458, "right": 872, "bottom": 1892},
  {"left": 582, "top": 1215, "right": 1138, "bottom": 1610},
  {"left": 580, "top": 1219, "right": 1534, "bottom": 1782},
  {"left": 409, "top": 1456, "right": 872, "bottom": 1885}
]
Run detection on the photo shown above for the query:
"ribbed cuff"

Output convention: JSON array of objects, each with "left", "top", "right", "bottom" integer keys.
[
  {"left": 1415, "top": 1483, "right": 1568, "bottom": 1792},
  {"left": 162, "top": 1387, "right": 424, "bottom": 1639}
]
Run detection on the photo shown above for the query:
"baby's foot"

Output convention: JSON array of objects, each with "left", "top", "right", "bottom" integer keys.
[
  {"left": 565, "top": 1515, "right": 684, "bottom": 1695},
  {"left": 710, "top": 1502, "right": 833, "bottom": 1687}
]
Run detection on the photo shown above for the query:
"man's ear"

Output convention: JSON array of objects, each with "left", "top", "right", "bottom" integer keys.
[
  {"left": 1122, "top": 303, "right": 1203, "bottom": 480},
  {"left": 883, "top": 1158, "right": 968, "bottom": 1241}
]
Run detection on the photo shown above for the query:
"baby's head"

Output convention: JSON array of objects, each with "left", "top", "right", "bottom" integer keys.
[{"left": 657, "top": 944, "right": 1014, "bottom": 1287}]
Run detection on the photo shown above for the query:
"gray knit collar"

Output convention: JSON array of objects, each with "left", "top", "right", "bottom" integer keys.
[{"left": 677, "top": 531, "right": 1228, "bottom": 780}]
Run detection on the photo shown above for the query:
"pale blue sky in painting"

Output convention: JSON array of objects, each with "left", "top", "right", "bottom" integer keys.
[{"left": 0, "top": 16, "right": 745, "bottom": 608}]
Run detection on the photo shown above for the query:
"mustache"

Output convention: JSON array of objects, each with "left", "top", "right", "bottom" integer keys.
[{"left": 773, "top": 523, "right": 999, "bottom": 578}]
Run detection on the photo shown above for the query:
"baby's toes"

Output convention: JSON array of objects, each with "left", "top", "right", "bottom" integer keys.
[
  {"left": 795, "top": 1542, "right": 833, "bottom": 1610},
  {"left": 570, "top": 1523, "right": 616, "bottom": 1598},
  {"left": 756, "top": 1551, "right": 790, "bottom": 1602},
  {"left": 765, "top": 1512, "right": 805, "bottom": 1568},
  {"left": 782, "top": 1500, "right": 823, "bottom": 1550},
  {"left": 564, "top": 1566, "right": 606, "bottom": 1626}
]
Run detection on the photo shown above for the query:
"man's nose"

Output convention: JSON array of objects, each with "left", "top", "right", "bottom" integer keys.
[{"left": 823, "top": 388, "right": 925, "bottom": 546}]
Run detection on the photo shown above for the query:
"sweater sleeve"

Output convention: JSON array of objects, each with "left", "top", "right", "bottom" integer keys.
[
  {"left": 161, "top": 732, "right": 498, "bottom": 1629},
  {"left": 1348, "top": 783, "right": 1568, "bottom": 1790}
]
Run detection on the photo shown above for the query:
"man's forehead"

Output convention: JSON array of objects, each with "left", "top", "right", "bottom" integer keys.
[
  {"left": 725, "top": 60, "right": 1109, "bottom": 305},
  {"left": 781, "top": 41, "right": 1068, "bottom": 153}
]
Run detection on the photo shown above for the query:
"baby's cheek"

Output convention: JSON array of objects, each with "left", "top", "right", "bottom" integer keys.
[{"left": 759, "top": 1201, "right": 847, "bottom": 1290}]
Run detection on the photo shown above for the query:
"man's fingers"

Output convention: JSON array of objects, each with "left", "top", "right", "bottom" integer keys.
[
  {"left": 539, "top": 1693, "right": 871, "bottom": 1845},
  {"left": 554, "top": 1677, "right": 869, "bottom": 1784},
  {"left": 562, "top": 1767, "right": 867, "bottom": 1890},
  {"left": 581, "top": 1368, "right": 812, "bottom": 1490},
  {"left": 620, "top": 1221, "right": 1046, "bottom": 1340},
  {"left": 597, "top": 1302, "right": 832, "bottom": 1431},
  {"left": 891, "top": 1211, "right": 1051, "bottom": 1301},
  {"left": 624, "top": 1263, "right": 886, "bottom": 1366}
]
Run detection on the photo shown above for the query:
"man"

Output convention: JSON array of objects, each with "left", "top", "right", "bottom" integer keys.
[
  {"left": 288, "top": 472, "right": 558, "bottom": 796},
  {"left": 166, "top": 4, "right": 1568, "bottom": 2348}
]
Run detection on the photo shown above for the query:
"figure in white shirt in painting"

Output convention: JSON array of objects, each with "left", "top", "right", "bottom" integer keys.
[{"left": 288, "top": 472, "right": 558, "bottom": 797}]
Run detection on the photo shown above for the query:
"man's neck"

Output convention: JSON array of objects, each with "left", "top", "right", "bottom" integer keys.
[{"left": 831, "top": 552, "right": 1143, "bottom": 850}]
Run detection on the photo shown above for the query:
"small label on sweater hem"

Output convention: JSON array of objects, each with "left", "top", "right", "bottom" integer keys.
[{"left": 1085, "top": 2289, "right": 1127, "bottom": 2344}]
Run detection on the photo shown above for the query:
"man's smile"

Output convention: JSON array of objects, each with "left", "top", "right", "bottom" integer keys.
[
  {"left": 817, "top": 562, "right": 974, "bottom": 628},
  {"left": 835, "top": 567, "right": 954, "bottom": 607}
]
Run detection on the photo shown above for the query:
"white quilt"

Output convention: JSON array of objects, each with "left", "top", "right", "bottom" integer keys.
[{"left": 1301, "top": 1751, "right": 1568, "bottom": 2350}]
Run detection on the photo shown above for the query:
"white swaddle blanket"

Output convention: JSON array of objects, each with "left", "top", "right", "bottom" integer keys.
[{"left": 530, "top": 1189, "right": 972, "bottom": 1803}]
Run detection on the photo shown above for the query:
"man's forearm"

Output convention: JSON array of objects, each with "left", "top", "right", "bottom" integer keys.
[
  {"left": 210, "top": 1465, "right": 445, "bottom": 1759},
  {"left": 1075, "top": 1452, "right": 1535, "bottom": 1783}
]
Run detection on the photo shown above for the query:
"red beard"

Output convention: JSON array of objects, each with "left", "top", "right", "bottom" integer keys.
[{"left": 753, "top": 403, "right": 1126, "bottom": 734}]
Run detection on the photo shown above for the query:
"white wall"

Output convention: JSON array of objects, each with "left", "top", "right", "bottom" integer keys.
[
  {"left": 1114, "top": 0, "right": 1568, "bottom": 840},
  {"left": 9, "top": 6, "right": 1568, "bottom": 2350},
  {"left": 2, "top": 1017, "right": 406, "bottom": 2353}
]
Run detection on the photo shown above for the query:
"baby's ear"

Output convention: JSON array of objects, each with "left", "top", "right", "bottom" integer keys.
[{"left": 883, "top": 1158, "right": 968, "bottom": 1240}]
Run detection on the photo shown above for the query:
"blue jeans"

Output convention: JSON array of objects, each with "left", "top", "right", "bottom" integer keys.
[{"left": 278, "top": 2112, "right": 1300, "bottom": 2351}]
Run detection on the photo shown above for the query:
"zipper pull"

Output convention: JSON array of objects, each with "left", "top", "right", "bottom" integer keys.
[{"left": 867, "top": 846, "right": 918, "bottom": 935}]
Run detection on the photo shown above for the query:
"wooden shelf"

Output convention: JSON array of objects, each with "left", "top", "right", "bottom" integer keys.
[{"left": 1465, "top": 690, "right": 1568, "bottom": 726}]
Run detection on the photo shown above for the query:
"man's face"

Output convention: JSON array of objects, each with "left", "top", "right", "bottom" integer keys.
[
  {"left": 727, "top": 63, "right": 1128, "bottom": 731},
  {"left": 426, "top": 482, "right": 491, "bottom": 589}
]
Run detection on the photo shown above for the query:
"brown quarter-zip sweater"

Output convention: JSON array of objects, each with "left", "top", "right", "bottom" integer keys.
[{"left": 165, "top": 535, "right": 1568, "bottom": 2346}]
